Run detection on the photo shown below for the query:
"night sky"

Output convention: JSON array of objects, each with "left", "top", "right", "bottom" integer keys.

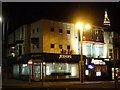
[{"left": 2, "top": 2, "right": 120, "bottom": 34}]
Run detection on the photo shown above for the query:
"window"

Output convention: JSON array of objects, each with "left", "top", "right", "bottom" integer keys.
[
  {"left": 67, "top": 30, "right": 70, "bottom": 34},
  {"left": 33, "top": 45, "right": 35, "bottom": 49},
  {"left": 36, "top": 28, "right": 39, "bottom": 32},
  {"left": 37, "top": 44, "right": 39, "bottom": 48},
  {"left": 51, "top": 28, "right": 54, "bottom": 32},
  {"left": 19, "top": 45, "right": 22, "bottom": 56},
  {"left": 51, "top": 44, "right": 54, "bottom": 48},
  {"left": 67, "top": 45, "right": 70, "bottom": 49},
  {"left": 109, "top": 49, "right": 112, "bottom": 58},
  {"left": 33, "top": 29, "right": 35, "bottom": 33},
  {"left": 59, "top": 45, "right": 62, "bottom": 49},
  {"left": 59, "top": 29, "right": 62, "bottom": 33}
]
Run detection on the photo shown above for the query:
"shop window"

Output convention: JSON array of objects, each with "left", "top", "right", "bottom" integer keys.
[
  {"left": 13, "top": 64, "right": 19, "bottom": 77},
  {"left": 67, "top": 30, "right": 70, "bottom": 34},
  {"left": 51, "top": 28, "right": 54, "bottom": 32},
  {"left": 51, "top": 44, "right": 54, "bottom": 48},
  {"left": 21, "top": 64, "right": 29, "bottom": 75}
]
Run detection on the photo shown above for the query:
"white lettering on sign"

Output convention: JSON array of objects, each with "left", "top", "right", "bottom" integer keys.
[
  {"left": 59, "top": 55, "right": 72, "bottom": 59},
  {"left": 91, "top": 59, "right": 106, "bottom": 65}
]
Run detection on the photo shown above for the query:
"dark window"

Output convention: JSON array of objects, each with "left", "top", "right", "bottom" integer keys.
[
  {"left": 59, "top": 45, "right": 62, "bottom": 49},
  {"left": 51, "top": 44, "right": 54, "bottom": 48},
  {"left": 59, "top": 29, "right": 62, "bottom": 33},
  {"left": 33, "top": 45, "right": 35, "bottom": 49},
  {"left": 19, "top": 45, "right": 22, "bottom": 56},
  {"left": 51, "top": 28, "right": 54, "bottom": 32},
  {"left": 37, "top": 44, "right": 39, "bottom": 48},
  {"left": 37, "top": 28, "right": 39, "bottom": 32},
  {"left": 33, "top": 29, "right": 35, "bottom": 33},
  {"left": 67, "top": 30, "right": 70, "bottom": 34},
  {"left": 21, "top": 28, "right": 24, "bottom": 39},
  {"left": 67, "top": 45, "right": 70, "bottom": 49}
]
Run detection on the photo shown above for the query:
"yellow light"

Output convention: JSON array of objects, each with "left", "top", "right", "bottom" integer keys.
[
  {"left": 85, "top": 24, "right": 91, "bottom": 30},
  {"left": 76, "top": 22, "right": 83, "bottom": 29},
  {"left": 0, "top": 17, "right": 2, "bottom": 22}
]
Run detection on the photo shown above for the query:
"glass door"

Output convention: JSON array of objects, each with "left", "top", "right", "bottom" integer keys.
[{"left": 33, "top": 63, "right": 41, "bottom": 81}]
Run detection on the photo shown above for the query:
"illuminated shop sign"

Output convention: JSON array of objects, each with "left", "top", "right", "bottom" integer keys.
[
  {"left": 91, "top": 59, "right": 106, "bottom": 65},
  {"left": 104, "top": 58, "right": 109, "bottom": 61},
  {"left": 88, "top": 64, "right": 94, "bottom": 70},
  {"left": 59, "top": 55, "right": 72, "bottom": 59}
]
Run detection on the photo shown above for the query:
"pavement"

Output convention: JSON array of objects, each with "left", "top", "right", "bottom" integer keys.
[{"left": 2, "top": 79, "right": 120, "bottom": 89}]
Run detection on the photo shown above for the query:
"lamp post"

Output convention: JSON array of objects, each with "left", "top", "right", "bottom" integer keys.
[{"left": 76, "top": 22, "right": 91, "bottom": 83}]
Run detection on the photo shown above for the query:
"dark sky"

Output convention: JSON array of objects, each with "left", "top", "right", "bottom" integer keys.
[{"left": 2, "top": 2, "right": 120, "bottom": 34}]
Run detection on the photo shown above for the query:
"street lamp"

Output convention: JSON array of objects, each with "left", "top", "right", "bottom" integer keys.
[{"left": 76, "top": 22, "right": 91, "bottom": 83}]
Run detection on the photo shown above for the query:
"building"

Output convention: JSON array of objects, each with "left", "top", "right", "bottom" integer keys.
[{"left": 6, "top": 11, "right": 120, "bottom": 81}]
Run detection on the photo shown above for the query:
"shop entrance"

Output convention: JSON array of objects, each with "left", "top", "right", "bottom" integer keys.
[
  {"left": 32, "top": 60, "right": 46, "bottom": 81},
  {"left": 33, "top": 62, "right": 41, "bottom": 81}
]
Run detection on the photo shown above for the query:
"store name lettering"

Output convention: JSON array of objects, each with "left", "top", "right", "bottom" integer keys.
[
  {"left": 31, "top": 54, "right": 42, "bottom": 58},
  {"left": 91, "top": 59, "right": 106, "bottom": 65},
  {"left": 59, "top": 55, "right": 72, "bottom": 59}
]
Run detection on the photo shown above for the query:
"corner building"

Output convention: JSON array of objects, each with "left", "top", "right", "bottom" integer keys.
[{"left": 7, "top": 19, "right": 114, "bottom": 81}]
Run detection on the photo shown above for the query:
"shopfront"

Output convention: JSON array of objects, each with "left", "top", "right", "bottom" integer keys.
[
  {"left": 85, "top": 58, "right": 112, "bottom": 81},
  {"left": 13, "top": 53, "right": 85, "bottom": 81}
]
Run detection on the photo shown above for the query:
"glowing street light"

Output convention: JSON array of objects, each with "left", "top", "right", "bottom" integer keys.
[
  {"left": 76, "top": 22, "right": 91, "bottom": 83},
  {"left": 0, "top": 16, "right": 2, "bottom": 22}
]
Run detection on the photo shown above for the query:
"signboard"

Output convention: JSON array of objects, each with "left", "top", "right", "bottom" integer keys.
[
  {"left": 59, "top": 55, "right": 72, "bottom": 59},
  {"left": 91, "top": 59, "right": 106, "bottom": 65},
  {"left": 31, "top": 54, "right": 42, "bottom": 58}
]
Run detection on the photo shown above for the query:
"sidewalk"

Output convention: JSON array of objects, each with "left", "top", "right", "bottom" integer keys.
[{"left": 2, "top": 79, "right": 116, "bottom": 87}]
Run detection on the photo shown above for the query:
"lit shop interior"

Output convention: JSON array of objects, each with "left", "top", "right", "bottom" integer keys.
[
  {"left": 85, "top": 58, "right": 112, "bottom": 81},
  {"left": 13, "top": 53, "right": 83, "bottom": 81},
  {"left": 12, "top": 53, "right": 112, "bottom": 81}
]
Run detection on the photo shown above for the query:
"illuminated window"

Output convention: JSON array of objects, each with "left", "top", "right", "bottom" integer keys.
[{"left": 96, "top": 72, "right": 101, "bottom": 76}]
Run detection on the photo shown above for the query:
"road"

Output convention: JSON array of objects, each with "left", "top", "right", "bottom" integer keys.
[{"left": 2, "top": 79, "right": 120, "bottom": 90}]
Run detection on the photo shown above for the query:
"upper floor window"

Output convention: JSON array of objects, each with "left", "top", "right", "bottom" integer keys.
[
  {"left": 67, "top": 45, "right": 70, "bottom": 49},
  {"left": 59, "top": 29, "right": 62, "bottom": 33},
  {"left": 51, "top": 28, "right": 54, "bottom": 32},
  {"left": 36, "top": 28, "right": 39, "bottom": 32},
  {"left": 59, "top": 45, "right": 62, "bottom": 49},
  {"left": 37, "top": 44, "right": 39, "bottom": 48},
  {"left": 33, "top": 29, "right": 35, "bottom": 34},
  {"left": 33, "top": 45, "right": 35, "bottom": 49},
  {"left": 67, "top": 30, "right": 70, "bottom": 34},
  {"left": 51, "top": 44, "right": 54, "bottom": 48}
]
